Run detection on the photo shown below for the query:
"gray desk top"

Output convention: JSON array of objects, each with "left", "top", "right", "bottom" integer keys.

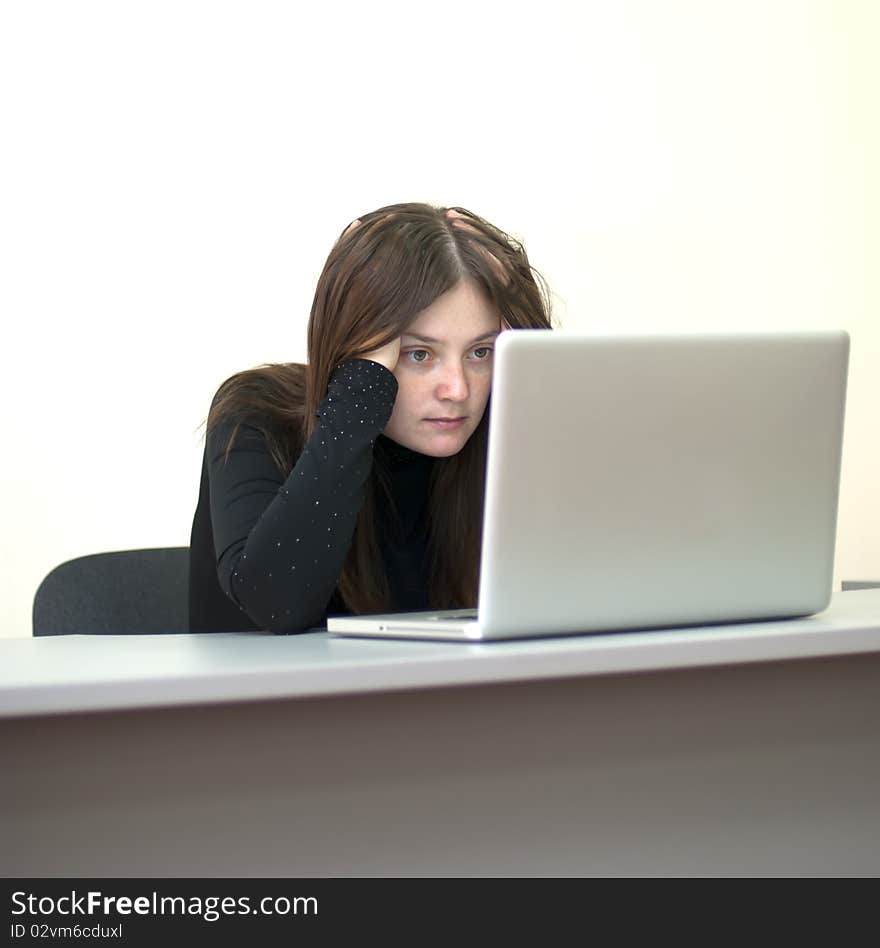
[{"left": 2, "top": 589, "right": 880, "bottom": 719}]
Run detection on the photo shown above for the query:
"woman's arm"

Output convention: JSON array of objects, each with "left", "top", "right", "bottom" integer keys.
[{"left": 208, "top": 359, "right": 398, "bottom": 633}]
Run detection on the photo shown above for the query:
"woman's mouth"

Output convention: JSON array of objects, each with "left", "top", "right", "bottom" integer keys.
[{"left": 425, "top": 417, "right": 467, "bottom": 429}]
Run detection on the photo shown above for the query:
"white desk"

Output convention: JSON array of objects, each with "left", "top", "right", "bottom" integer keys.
[{"left": 3, "top": 589, "right": 880, "bottom": 876}]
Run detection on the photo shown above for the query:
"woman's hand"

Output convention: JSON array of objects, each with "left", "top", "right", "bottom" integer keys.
[{"left": 361, "top": 337, "right": 401, "bottom": 373}]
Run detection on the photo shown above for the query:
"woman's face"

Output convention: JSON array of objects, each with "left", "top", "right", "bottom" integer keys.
[{"left": 383, "top": 279, "right": 503, "bottom": 457}]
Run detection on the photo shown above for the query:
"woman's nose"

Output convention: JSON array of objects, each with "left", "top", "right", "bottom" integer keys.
[{"left": 436, "top": 362, "right": 469, "bottom": 401}]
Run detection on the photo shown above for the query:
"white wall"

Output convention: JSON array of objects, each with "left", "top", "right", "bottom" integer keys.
[{"left": 2, "top": 0, "right": 877, "bottom": 638}]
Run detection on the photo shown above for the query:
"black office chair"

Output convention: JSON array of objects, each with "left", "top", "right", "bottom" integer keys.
[{"left": 33, "top": 547, "right": 190, "bottom": 636}]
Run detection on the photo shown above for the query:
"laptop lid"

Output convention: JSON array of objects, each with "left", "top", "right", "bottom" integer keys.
[{"left": 472, "top": 329, "right": 849, "bottom": 637}]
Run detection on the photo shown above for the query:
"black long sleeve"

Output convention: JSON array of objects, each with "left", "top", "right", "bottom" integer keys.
[{"left": 207, "top": 359, "right": 398, "bottom": 633}]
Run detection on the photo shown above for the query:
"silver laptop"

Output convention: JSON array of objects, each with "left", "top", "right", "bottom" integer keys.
[{"left": 327, "top": 329, "right": 849, "bottom": 642}]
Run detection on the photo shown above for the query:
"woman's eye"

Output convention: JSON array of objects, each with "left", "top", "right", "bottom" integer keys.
[{"left": 404, "top": 347, "right": 493, "bottom": 364}]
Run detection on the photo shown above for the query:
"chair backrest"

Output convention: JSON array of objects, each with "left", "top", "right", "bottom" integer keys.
[{"left": 33, "top": 548, "right": 190, "bottom": 635}]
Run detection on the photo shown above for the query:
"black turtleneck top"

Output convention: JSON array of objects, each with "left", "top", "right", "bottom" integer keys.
[{"left": 188, "top": 358, "right": 436, "bottom": 634}]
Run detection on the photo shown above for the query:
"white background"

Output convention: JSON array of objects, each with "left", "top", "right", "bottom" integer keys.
[{"left": 1, "top": 0, "right": 877, "bottom": 638}]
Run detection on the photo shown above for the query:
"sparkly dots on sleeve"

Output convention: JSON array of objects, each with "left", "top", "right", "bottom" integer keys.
[
  {"left": 208, "top": 359, "right": 398, "bottom": 634},
  {"left": 315, "top": 358, "right": 398, "bottom": 430}
]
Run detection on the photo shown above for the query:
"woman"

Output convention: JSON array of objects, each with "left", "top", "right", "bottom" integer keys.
[{"left": 189, "top": 202, "right": 555, "bottom": 633}]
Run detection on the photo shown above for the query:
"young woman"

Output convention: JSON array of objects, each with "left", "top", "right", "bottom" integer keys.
[{"left": 189, "top": 202, "right": 555, "bottom": 633}]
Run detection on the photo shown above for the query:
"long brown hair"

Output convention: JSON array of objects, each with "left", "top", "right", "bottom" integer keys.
[{"left": 208, "top": 202, "right": 555, "bottom": 613}]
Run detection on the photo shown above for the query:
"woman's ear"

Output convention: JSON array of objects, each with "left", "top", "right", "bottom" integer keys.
[{"left": 334, "top": 218, "right": 362, "bottom": 247}]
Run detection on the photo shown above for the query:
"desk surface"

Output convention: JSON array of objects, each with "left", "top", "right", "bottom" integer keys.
[{"left": 3, "top": 589, "right": 880, "bottom": 719}]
